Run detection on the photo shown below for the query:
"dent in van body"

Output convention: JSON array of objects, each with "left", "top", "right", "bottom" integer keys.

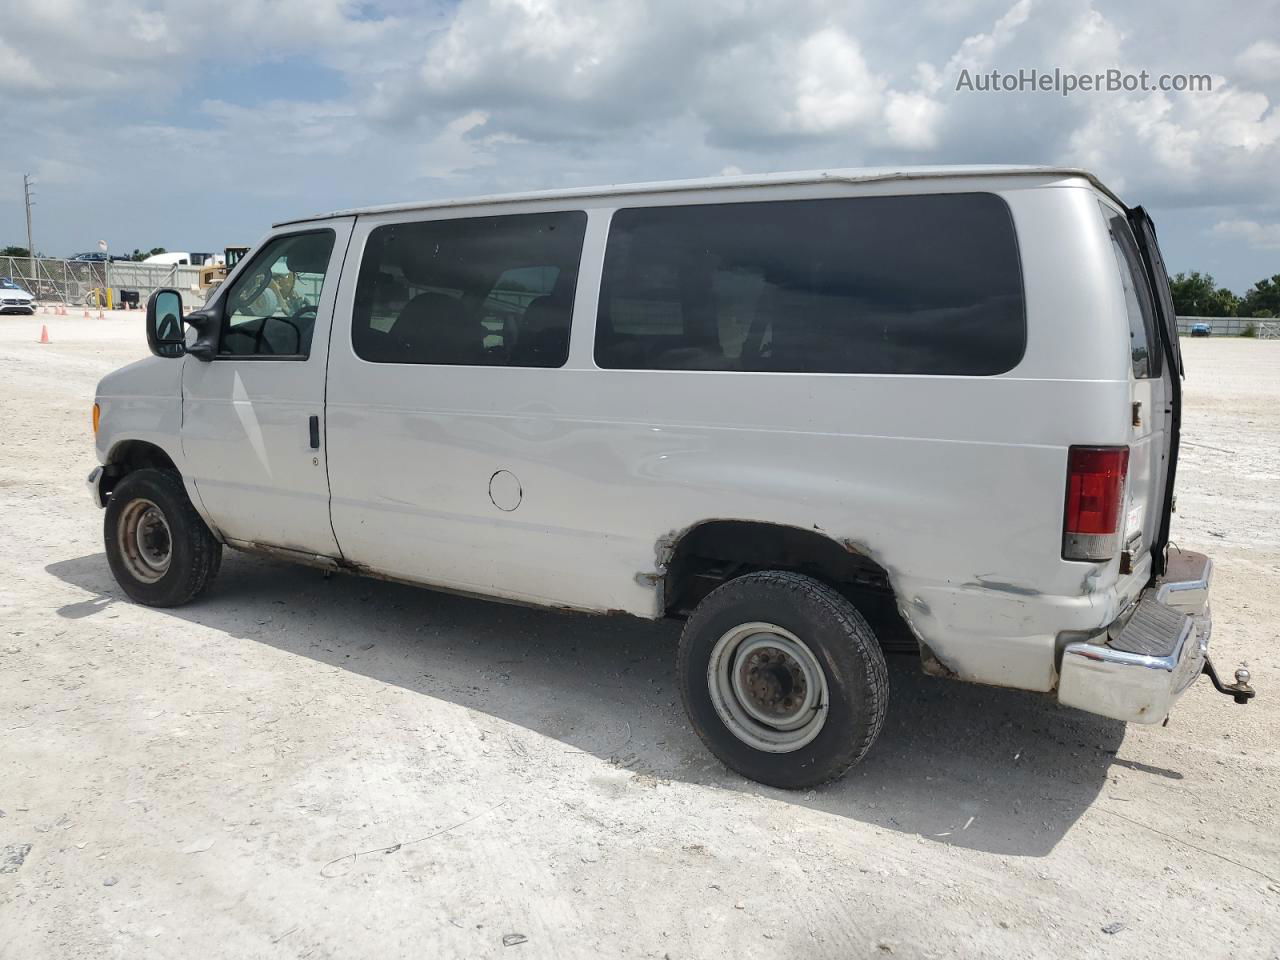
[{"left": 962, "top": 576, "right": 1042, "bottom": 597}]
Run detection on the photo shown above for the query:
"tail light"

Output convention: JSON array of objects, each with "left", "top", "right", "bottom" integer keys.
[{"left": 1063, "top": 446, "right": 1129, "bottom": 561}]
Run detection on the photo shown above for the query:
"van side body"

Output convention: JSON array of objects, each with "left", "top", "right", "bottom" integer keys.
[{"left": 90, "top": 167, "right": 1226, "bottom": 786}]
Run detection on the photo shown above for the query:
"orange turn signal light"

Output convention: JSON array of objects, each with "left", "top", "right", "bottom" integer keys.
[{"left": 92, "top": 402, "right": 100, "bottom": 435}]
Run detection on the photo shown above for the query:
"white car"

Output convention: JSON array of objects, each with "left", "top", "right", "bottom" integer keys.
[
  {"left": 0, "top": 278, "right": 35, "bottom": 314},
  {"left": 86, "top": 166, "right": 1253, "bottom": 788}
]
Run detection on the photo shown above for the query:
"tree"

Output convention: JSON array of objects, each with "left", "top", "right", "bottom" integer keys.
[
  {"left": 1239, "top": 274, "right": 1280, "bottom": 319},
  {"left": 1, "top": 245, "right": 30, "bottom": 258},
  {"left": 1168, "top": 271, "right": 1239, "bottom": 317}
]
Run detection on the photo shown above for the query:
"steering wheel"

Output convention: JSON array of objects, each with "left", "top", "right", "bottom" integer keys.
[{"left": 252, "top": 305, "right": 315, "bottom": 355}]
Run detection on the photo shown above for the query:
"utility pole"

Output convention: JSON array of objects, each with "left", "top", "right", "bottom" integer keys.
[{"left": 23, "top": 174, "right": 36, "bottom": 290}]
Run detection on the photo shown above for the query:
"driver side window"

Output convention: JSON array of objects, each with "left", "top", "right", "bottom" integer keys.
[{"left": 220, "top": 230, "right": 336, "bottom": 358}]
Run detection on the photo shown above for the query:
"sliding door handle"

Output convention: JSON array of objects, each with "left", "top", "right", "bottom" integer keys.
[{"left": 308, "top": 415, "right": 320, "bottom": 449}]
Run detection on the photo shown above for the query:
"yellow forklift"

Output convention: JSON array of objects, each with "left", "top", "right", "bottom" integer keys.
[{"left": 198, "top": 245, "right": 251, "bottom": 302}]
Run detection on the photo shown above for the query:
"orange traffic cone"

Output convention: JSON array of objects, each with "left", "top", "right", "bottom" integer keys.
[
  {"left": 97, "top": 309, "right": 104, "bottom": 320},
  {"left": 38, "top": 325, "right": 50, "bottom": 344},
  {"left": 83, "top": 308, "right": 89, "bottom": 318}
]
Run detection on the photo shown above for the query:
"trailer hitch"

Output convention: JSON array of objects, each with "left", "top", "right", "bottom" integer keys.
[{"left": 1202, "top": 659, "right": 1255, "bottom": 705}]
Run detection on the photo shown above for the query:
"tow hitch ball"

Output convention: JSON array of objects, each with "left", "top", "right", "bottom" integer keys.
[{"left": 1203, "top": 659, "right": 1256, "bottom": 705}]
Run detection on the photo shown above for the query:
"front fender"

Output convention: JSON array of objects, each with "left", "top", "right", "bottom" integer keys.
[{"left": 94, "top": 356, "right": 186, "bottom": 469}]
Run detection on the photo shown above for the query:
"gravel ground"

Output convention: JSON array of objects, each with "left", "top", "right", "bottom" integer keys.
[{"left": 1, "top": 314, "right": 1277, "bottom": 960}]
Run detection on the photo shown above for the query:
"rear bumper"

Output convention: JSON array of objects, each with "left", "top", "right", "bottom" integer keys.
[{"left": 1057, "top": 550, "right": 1212, "bottom": 724}]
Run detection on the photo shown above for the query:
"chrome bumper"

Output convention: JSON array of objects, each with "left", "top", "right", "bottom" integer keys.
[
  {"left": 87, "top": 466, "right": 106, "bottom": 508},
  {"left": 1058, "top": 551, "right": 1212, "bottom": 724}
]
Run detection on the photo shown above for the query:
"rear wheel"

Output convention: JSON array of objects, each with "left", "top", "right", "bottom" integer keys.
[
  {"left": 677, "top": 570, "right": 889, "bottom": 789},
  {"left": 104, "top": 468, "right": 221, "bottom": 607}
]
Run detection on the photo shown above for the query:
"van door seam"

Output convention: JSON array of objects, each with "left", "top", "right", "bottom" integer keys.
[{"left": 320, "top": 217, "right": 359, "bottom": 561}]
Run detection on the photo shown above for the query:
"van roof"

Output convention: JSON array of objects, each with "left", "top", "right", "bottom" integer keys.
[{"left": 274, "top": 164, "right": 1122, "bottom": 227}]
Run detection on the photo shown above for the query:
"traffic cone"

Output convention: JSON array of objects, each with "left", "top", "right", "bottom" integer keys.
[
  {"left": 38, "top": 325, "right": 50, "bottom": 344},
  {"left": 97, "top": 309, "right": 105, "bottom": 320},
  {"left": 83, "top": 308, "right": 89, "bottom": 318}
]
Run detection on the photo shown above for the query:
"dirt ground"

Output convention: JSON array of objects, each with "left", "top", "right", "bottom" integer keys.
[{"left": 1, "top": 313, "right": 1277, "bottom": 960}]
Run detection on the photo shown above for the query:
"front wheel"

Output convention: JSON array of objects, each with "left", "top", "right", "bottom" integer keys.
[
  {"left": 104, "top": 468, "right": 222, "bottom": 607},
  {"left": 677, "top": 571, "right": 889, "bottom": 789}
]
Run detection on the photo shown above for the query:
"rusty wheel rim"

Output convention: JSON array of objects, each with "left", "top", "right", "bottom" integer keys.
[
  {"left": 707, "top": 622, "right": 829, "bottom": 753},
  {"left": 117, "top": 498, "right": 172, "bottom": 584}
]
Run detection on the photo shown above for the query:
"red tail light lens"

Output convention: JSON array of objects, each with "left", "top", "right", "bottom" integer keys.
[{"left": 1063, "top": 446, "right": 1129, "bottom": 561}]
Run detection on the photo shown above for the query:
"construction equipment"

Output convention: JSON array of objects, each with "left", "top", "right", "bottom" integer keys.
[{"left": 197, "top": 245, "right": 252, "bottom": 302}]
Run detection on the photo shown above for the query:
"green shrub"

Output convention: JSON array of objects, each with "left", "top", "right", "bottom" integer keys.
[{"left": 1241, "top": 323, "right": 1258, "bottom": 338}]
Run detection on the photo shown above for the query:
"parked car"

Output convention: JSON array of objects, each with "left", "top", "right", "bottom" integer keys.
[
  {"left": 0, "top": 277, "right": 36, "bottom": 314},
  {"left": 1190, "top": 322, "right": 1212, "bottom": 337},
  {"left": 86, "top": 166, "right": 1253, "bottom": 788},
  {"left": 71, "top": 252, "right": 127, "bottom": 263}
]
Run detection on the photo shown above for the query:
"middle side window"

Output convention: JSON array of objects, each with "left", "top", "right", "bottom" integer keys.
[{"left": 351, "top": 210, "right": 587, "bottom": 368}]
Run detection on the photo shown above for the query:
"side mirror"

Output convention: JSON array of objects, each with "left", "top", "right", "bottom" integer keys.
[{"left": 146, "top": 289, "right": 186, "bottom": 359}]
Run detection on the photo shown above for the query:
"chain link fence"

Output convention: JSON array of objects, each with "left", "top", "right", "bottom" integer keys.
[
  {"left": 2, "top": 256, "right": 204, "bottom": 308},
  {"left": 1176, "top": 316, "right": 1279, "bottom": 337}
]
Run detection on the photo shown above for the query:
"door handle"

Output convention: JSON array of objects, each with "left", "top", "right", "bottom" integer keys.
[{"left": 308, "top": 415, "right": 320, "bottom": 449}]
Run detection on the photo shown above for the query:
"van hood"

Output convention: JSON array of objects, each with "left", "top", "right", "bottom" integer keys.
[{"left": 96, "top": 355, "right": 183, "bottom": 399}]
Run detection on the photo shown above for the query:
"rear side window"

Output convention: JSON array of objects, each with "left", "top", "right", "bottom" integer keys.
[
  {"left": 351, "top": 211, "right": 587, "bottom": 367},
  {"left": 594, "top": 193, "right": 1024, "bottom": 375},
  {"left": 1101, "top": 204, "right": 1161, "bottom": 379}
]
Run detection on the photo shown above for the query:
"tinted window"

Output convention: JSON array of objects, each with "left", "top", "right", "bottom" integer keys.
[
  {"left": 220, "top": 231, "right": 335, "bottom": 357},
  {"left": 1101, "top": 204, "right": 1161, "bottom": 379},
  {"left": 352, "top": 211, "right": 587, "bottom": 367},
  {"left": 594, "top": 193, "right": 1024, "bottom": 375}
]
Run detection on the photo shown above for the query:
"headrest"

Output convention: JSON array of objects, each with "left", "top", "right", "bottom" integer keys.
[
  {"left": 522, "top": 295, "right": 566, "bottom": 334},
  {"left": 399, "top": 291, "right": 467, "bottom": 328}
]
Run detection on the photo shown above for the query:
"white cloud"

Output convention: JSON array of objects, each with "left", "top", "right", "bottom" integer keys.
[
  {"left": 790, "top": 29, "right": 885, "bottom": 133},
  {"left": 419, "top": 111, "right": 526, "bottom": 179},
  {"left": 883, "top": 91, "right": 943, "bottom": 148},
  {"left": 1051, "top": 8, "right": 1124, "bottom": 72},
  {"left": 0, "top": 39, "right": 48, "bottom": 92},
  {"left": 1236, "top": 40, "right": 1280, "bottom": 84},
  {"left": 940, "top": 0, "right": 1034, "bottom": 84},
  {"left": 1213, "top": 219, "right": 1280, "bottom": 249}
]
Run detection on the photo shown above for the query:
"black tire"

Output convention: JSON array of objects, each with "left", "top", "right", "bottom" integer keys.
[
  {"left": 104, "top": 468, "right": 222, "bottom": 607},
  {"left": 677, "top": 570, "right": 889, "bottom": 789}
]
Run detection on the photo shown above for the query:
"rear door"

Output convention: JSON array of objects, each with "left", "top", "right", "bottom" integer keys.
[
  {"left": 181, "top": 220, "right": 353, "bottom": 556},
  {"left": 1128, "top": 206, "right": 1183, "bottom": 577},
  {"left": 1098, "top": 202, "right": 1172, "bottom": 579}
]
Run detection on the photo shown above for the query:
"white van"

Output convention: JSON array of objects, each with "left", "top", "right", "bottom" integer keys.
[{"left": 87, "top": 166, "right": 1253, "bottom": 788}]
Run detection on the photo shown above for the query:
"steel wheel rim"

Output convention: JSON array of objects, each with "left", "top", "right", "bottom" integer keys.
[
  {"left": 117, "top": 498, "right": 172, "bottom": 583},
  {"left": 707, "top": 622, "right": 830, "bottom": 754}
]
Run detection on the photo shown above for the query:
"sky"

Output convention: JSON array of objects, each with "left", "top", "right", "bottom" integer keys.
[{"left": 1, "top": 0, "right": 1278, "bottom": 293}]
